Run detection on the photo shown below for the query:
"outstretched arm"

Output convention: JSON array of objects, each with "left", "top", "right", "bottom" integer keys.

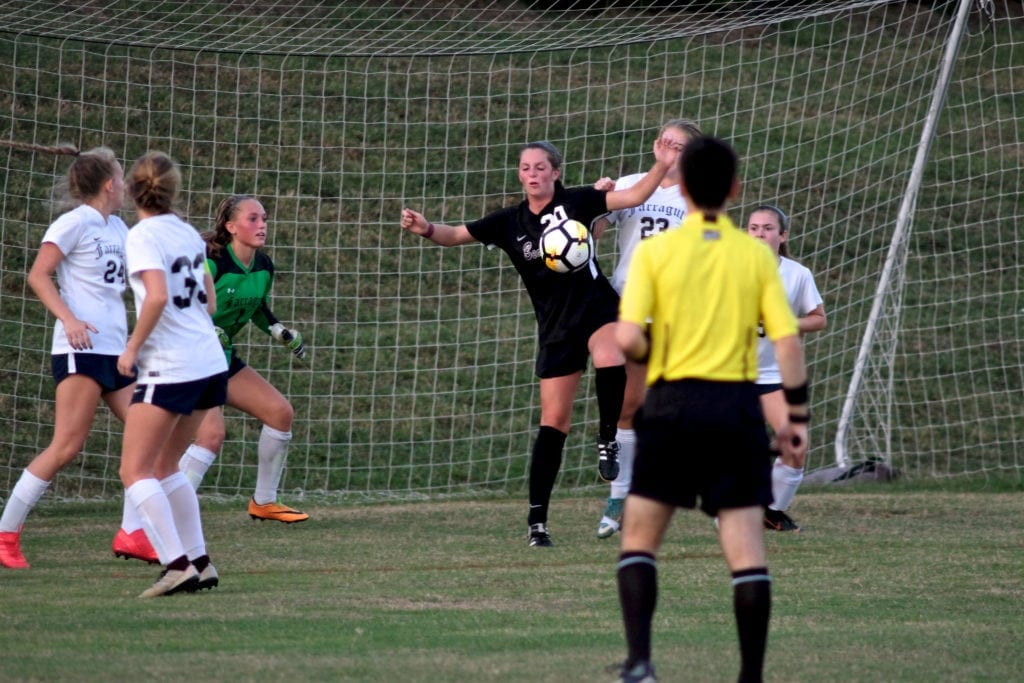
[{"left": 400, "top": 208, "right": 477, "bottom": 247}]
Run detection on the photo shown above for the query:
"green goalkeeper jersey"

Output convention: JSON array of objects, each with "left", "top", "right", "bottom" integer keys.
[{"left": 207, "top": 244, "right": 281, "bottom": 358}]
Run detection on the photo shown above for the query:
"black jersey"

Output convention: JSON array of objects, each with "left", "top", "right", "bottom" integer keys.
[{"left": 466, "top": 184, "right": 619, "bottom": 345}]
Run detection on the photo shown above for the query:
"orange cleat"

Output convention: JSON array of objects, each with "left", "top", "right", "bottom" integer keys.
[
  {"left": 0, "top": 529, "right": 30, "bottom": 569},
  {"left": 247, "top": 498, "right": 310, "bottom": 524},
  {"left": 112, "top": 528, "right": 160, "bottom": 564}
]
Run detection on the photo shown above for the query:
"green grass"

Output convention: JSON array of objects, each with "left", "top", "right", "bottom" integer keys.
[{"left": 2, "top": 488, "right": 1022, "bottom": 681}]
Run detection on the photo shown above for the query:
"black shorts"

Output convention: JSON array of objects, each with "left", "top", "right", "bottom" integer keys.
[
  {"left": 51, "top": 353, "right": 134, "bottom": 394},
  {"left": 131, "top": 372, "right": 229, "bottom": 415},
  {"left": 756, "top": 383, "right": 782, "bottom": 396},
  {"left": 227, "top": 350, "right": 247, "bottom": 380},
  {"left": 631, "top": 379, "right": 773, "bottom": 516},
  {"left": 535, "top": 296, "right": 618, "bottom": 379}
]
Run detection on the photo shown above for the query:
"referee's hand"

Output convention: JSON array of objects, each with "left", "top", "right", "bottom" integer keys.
[{"left": 777, "top": 422, "right": 809, "bottom": 462}]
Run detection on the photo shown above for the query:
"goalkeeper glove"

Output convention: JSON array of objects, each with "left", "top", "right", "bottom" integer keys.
[
  {"left": 270, "top": 322, "right": 306, "bottom": 360},
  {"left": 213, "top": 326, "right": 230, "bottom": 349}
]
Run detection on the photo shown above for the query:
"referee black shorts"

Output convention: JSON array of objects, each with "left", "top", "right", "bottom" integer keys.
[{"left": 631, "top": 379, "right": 773, "bottom": 517}]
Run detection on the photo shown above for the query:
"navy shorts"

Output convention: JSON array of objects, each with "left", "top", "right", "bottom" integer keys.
[
  {"left": 51, "top": 353, "right": 134, "bottom": 394},
  {"left": 631, "top": 379, "right": 773, "bottom": 516},
  {"left": 131, "top": 372, "right": 229, "bottom": 415},
  {"left": 756, "top": 383, "right": 782, "bottom": 396}
]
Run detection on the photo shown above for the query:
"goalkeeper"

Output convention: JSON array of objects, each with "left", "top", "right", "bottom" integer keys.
[{"left": 180, "top": 195, "right": 308, "bottom": 523}]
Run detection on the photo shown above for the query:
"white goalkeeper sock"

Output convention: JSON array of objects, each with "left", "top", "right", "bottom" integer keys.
[
  {"left": 769, "top": 459, "right": 804, "bottom": 512},
  {"left": 0, "top": 469, "right": 50, "bottom": 532},
  {"left": 160, "top": 471, "right": 206, "bottom": 561},
  {"left": 179, "top": 444, "right": 218, "bottom": 491},
  {"left": 253, "top": 425, "right": 292, "bottom": 505},
  {"left": 126, "top": 478, "right": 184, "bottom": 565},
  {"left": 610, "top": 428, "right": 636, "bottom": 500}
]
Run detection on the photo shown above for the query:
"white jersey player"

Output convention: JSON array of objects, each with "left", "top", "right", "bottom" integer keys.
[
  {"left": 118, "top": 151, "right": 228, "bottom": 598},
  {"left": 46, "top": 204, "right": 129, "bottom": 356},
  {"left": 602, "top": 175, "right": 688, "bottom": 295},
  {"left": 0, "top": 145, "right": 136, "bottom": 570},
  {"left": 125, "top": 211, "right": 227, "bottom": 384},
  {"left": 590, "top": 119, "right": 701, "bottom": 540},
  {"left": 747, "top": 204, "right": 826, "bottom": 532},
  {"left": 755, "top": 256, "right": 824, "bottom": 385}
]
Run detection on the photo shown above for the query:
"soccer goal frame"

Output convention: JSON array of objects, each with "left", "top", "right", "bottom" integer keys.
[{"left": 0, "top": 0, "right": 1020, "bottom": 503}]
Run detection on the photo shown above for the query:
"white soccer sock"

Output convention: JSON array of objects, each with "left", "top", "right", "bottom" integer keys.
[
  {"left": 179, "top": 444, "right": 218, "bottom": 491},
  {"left": 0, "top": 469, "right": 50, "bottom": 532},
  {"left": 253, "top": 425, "right": 292, "bottom": 505},
  {"left": 610, "top": 428, "right": 636, "bottom": 500},
  {"left": 769, "top": 459, "right": 804, "bottom": 512},
  {"left": 120, "top": 494, "right": 145, "bottom": 533},
  {"left": 160, "top": 471, "right": 206, "bottom": 561},
  {"left": 126, "top": 478, "right": 184, "bottom": 565}
]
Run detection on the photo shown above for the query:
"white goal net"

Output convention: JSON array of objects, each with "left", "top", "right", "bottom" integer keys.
[{"left": 0, "top": 0, "right": 1020, "bottom": 501}]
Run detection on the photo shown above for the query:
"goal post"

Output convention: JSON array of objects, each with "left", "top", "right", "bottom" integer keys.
[
  {"left": 0, "top": 1, "right": 1020, "bottom": 503},
  {"left": 834, "top": 0, "right": 976, "bottom": 471}
]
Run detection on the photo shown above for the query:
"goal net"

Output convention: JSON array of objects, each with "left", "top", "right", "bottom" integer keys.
[{"left": 0, "top": 0, "right": 1020, "bottom": 502}]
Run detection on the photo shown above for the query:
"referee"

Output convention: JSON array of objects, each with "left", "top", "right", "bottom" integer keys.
[{"left": 612, "top": 136, "right": 810, "bottom": 683}]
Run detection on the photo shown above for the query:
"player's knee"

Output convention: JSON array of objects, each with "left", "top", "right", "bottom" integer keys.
[
  {"left": 45, "top": 439, "right": 86, "bottom": 468},
  {"left": 195, "top": 425, "right": 228, "bottom": 452},
  {"left": 266, "top": 400, "right": 294, "bottom": 432}
]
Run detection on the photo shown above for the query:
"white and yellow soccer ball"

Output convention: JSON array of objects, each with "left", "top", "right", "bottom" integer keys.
[{"left": 540, "top": 219, "right": 593, "bottom": 274}]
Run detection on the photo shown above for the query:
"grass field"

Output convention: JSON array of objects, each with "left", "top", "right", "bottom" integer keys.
[{"left": 2, "top": 486, "right": 1021, "bottom": 682}]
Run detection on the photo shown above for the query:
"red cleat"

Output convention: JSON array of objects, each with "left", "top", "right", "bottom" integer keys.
[
  {"left": 0, "top": 529, "right": 30, "bottom": 569},
  {"left": 112, "top": 528, "right": 159, "bottom": 564}
]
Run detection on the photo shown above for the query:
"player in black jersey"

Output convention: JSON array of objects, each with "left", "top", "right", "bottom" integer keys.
[{"left": 401, "top": 138, "right": 677, "bottom": 547}]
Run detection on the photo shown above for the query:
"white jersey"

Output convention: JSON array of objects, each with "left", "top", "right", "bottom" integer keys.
[
  {"left": 41, "top": 204, "right": 129, "bottom": 356},
  {"left": 603, "top": 173, "right": 688, "bottom": 294},
  {"left": 756, "top": 256, "right": 823, "bottom": 384},
  {"left": 125, "top": 213, "right": 228, "bottom": 384}
]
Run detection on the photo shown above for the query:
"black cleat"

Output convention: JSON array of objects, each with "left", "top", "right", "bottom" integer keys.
[
  {"left": 598, "top": 439, "right": 620, "bottom": 482},
  {"left": 764, "top": 508, "right": 801, "bottom": 531},
  {"left": 527, "top": 523, "right": 554, "bottom": 547}
]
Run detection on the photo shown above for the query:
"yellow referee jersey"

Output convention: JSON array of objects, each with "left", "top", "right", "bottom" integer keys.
[{"left": 620, "top": 211, "right": 798, "bottom": 384}]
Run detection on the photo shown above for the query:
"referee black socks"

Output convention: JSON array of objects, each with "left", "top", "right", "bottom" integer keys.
[
  {"left": 732, "top": 566, "right": 771, "bottom": 683},
  {"left": 617, "top": 551, "right": 657, "bottom": 666}
]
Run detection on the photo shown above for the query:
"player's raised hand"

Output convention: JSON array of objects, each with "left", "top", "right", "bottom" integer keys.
[
  {"left": 593, "top": 177, "right": 614, "bottom": 191},
  {"left": 654, "top": 135, "right": 680, "bottom": 169}
]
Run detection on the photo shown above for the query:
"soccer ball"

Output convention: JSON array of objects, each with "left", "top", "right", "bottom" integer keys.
[{"left": 540, "top": 219, "right": 593, "bottom": 274}]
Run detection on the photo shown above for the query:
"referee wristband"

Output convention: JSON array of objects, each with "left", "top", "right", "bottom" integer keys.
[
  {"left": 422, "top": 222, "right": 435, "bottom": 239},
  {"left": 783, "top": 382, "right": 809, "bottom": 406},
  {"left": 789, "top": 412, "right": 811, "bottom": 424}
]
